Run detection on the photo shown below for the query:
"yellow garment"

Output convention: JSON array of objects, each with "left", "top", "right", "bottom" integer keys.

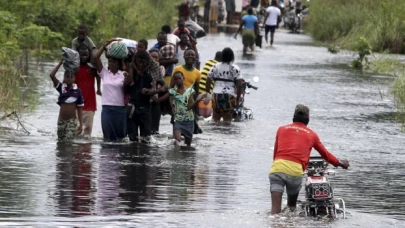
[
  {"left": 164, "top": 75, "right": 172, "bottom": 87},
  {"left": 269, "top": 159, "right": 303, "bottom": 177},
  {"left": 172, "top": 65, "right": 201, "bottom": 88},
  {"left": 199, "top": 59, "right": 217, "bottom": 93}
]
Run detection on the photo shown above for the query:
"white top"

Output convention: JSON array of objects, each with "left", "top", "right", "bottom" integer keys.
[
  {"left": 208, "top": 62, "right": 242, "bottom": 97},
  {"left": 265, "top": 6, "right": 281, "bottom": 26},
  {"left": 176, "top": 46, "right": 187, "bottom": 66},
  {"left": 167, "top": 34, "right": 180, "bottom": 46},
  {"left": 98, "top": 68, "right": 125, "bottom": 106}
]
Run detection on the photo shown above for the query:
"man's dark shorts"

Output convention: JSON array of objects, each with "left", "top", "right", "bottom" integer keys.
[
  {"left": 269, "top": 172, "right": 303, "bottom": 196},
  {"left": 265, "top": 25, "right": 277, "bottom": 34}
]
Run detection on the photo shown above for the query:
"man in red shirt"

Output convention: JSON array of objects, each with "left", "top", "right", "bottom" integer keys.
[
  {"left": 75, "top": 45, "right": 101, "bottom": 137},
  {"left": 269, "top": 104, "right": 350, "bottom": 214}
]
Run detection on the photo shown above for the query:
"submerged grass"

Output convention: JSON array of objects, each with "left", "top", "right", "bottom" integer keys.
[{"left": 306, "top": 0, "right": 405, "bottom": 128}]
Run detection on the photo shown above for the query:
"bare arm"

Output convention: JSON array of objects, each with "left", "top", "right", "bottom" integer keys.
[
  {"left": 94, "top": 38, "right": 120, "bottom": 73},
  {"left": 77, "top": 107, "right": 83, "bottom": 134},
  {"left": 156, "top": 92, "right": 171, "bottom": 103},
  {"left": 193, "top": 81, "right": 200, "bottom": 98},
  {"left": 50, "top": 60, "right": 63, "bottom": 87},
  {"left": 205, "top": 77, "right": 212, "bottom": 94},
  {"left": 160, "top": 58, "right": 178, "bottom": 66},
  {"left": 236, "top": 20, "right": 244, "bottom": 34},
  {"left": 187, "top": 92, "right": 204, "bottom": 110}
]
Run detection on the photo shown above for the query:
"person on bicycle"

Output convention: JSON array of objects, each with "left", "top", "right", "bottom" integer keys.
[{"left": 269, "top": 104, "right": 350, "bottom": 214}]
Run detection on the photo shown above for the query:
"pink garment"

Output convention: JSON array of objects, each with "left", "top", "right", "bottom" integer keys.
[
  {"left": 172, "top": 27, "right": 191, "bottom": 36},
  {"left": 242, "top": 0, "right": 251, "bottom": 8},
  {"left": 98, "top": 68, "right": 125, "bottom": 106}
]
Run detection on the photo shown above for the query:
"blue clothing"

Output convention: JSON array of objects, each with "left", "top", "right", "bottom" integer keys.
[
  {"left": 242, "top": 14, "right": 258, "bottom": 30},
  {"left": 101, "top": 105, "right": 127, "bottom": 141}
]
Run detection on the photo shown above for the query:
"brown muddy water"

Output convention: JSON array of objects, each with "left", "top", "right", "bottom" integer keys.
[{"left": 0, "top": 31, "right": 404, "bottom": 227}]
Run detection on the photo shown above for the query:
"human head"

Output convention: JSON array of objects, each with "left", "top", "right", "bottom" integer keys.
[
  {"left": 184, "top": 48, "right": 196, "bottom": 66},
  {"left": 292, "top": 104, "right": 310, "bottom": 125},
  {"left": 247, "top": 7, "right": 254, "bottom": 15},
  {"left": 157, "top": 32, "right": 167, "bottom": 46},
  {"left": 271, "top": 0, "right": 277, "bottom": 6},
  {"left": 63, "top": 71, "right": 76, "bottom": 86},
  {"left": 214, "top": 51, "right": 223, "bottom": 62},
  {"left": 179, "top": 32, "right": 189, "bottom": 43},
  {"left": 221, "top": 47, "right": 235, "bottom": 63},
  {"left": 161, "top": 24, "right": 171, "bottom": 34},
  {"left": 137, "top": 39, "right": 148, "bottom": 52},
  {"left": 134, "top": 50, "right": 151, "bottom": 72},
  {"left": 177, "top": 19, "right": 186, "bottom": 32},
  {"left": 77, "top": 45, "right": 90, "bottom": 65},
  {"left": 172, "top": 71, "right": 184, "bottom": 87},
  {"left": 148, "top": 48, "right": 160, "bottom": 63},
  {"left": 76, "top": 25, "right": 88, "bottom": 42},
  {"left": 107, "top": 58, "right": 122, "bottom": 73}
]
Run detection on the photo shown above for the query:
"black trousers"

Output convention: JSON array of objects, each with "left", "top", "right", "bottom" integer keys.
[
  {"left": 127, "top": 106, "right": 151, "bottom": 141},
  {"left": 151, "top": 102, "right": 161, "bottom": 132}
]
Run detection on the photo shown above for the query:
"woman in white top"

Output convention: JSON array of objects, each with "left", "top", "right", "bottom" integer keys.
[
  {"left": 206, "top": 47, "right": 243, "bottom": 125},
  {"left": 94, "top": 38, "right": 127, "bottom": 141}
]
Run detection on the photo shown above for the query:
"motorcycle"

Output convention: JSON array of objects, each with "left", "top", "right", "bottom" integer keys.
[
  {"left": 283, "top": 7, "right": 301, "bottom": 33},
  {"left": 300, "top": 157, "right": 347, "bottom": 219},
  {"left": 233, "top": 77, "right": 259, "bottom": 121}
]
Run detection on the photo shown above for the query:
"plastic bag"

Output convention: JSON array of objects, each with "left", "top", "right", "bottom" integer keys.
[
  {"left": 61, "top": 47, "right": 80, "bottom": 74},
  {"left": 185, "top": 19, "right": 206, "bottom": 38},
  {"left": 106, "top": 41, "right": 129, "bottom": 59}
]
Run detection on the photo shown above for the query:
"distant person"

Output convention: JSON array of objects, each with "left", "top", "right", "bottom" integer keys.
[
  {"left": 264, "top": 0, "right": 281, "bottom": 46},
  {"left": 198, "top": 51, "right": 222, "bottom": 118},
  {"left": 269, "top": 104, "right": 350, "bottom": 214},
  {"left": 172, "top": 19, "right": 191, "bottom": 37},
  {"left": 206, "top": 47, "right": 243, "bottom": 125},
  {"left": 49, "top": 60, "right": 84, "bottom": 141},
  {"left": 136, "top": 39, "right": 148, "bottom": 52},
  {"left": 151, "top": 32, "right": 178, "bottom": 86},
  {"left": 72, "top": 25, "right": 96, "bottom": 51},
  {"left": 161, "top": 24, "right": 181, "bottom": 47},
  {"left": 225, "top": 0, "right": 236, "bottom": 24},
  {"left": 235, "top": 7, "right": 259, "bottom": 55},
  {"left": 74, "top": 45, "right": 101, "bottom": 138}
]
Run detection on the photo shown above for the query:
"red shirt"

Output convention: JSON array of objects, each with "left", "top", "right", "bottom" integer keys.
[
  {"left": 75, "top": 65, "right": 97, "bottom": 111},
  {"left": 273, "top": 122, "right": 340, "bottom": 171}
]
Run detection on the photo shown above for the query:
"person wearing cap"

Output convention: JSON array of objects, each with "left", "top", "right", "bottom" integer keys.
[{"left": 269, "top": 104, "right": 350, "bottom": 214}]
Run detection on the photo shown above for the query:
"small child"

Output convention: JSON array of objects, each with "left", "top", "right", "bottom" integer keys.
[
  {"left": 158, "top": 71, "right": 205, "bottom": 147},
  {"left": 50, "top": 60, "right": 84, "bottom": 141},
  {"left": 72, "top": 25, "right": 96, "bottom": 51}
]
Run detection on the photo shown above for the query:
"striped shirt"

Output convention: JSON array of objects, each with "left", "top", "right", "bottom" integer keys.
[{"left": 199, "top": 59, "right": 218, "bottom": 93}]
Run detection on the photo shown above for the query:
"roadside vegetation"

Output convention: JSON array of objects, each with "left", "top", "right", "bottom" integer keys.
[
  {"left": 305, "top": 0, "right": 405, "bottom": 128},
  {"left": 0, "top": 0, "right": 180, "bottom": 121}
]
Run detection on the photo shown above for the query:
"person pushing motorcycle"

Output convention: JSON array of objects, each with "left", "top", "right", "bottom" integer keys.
[{"left": 269, "top": 104, "right": 350, "bottom": 214}]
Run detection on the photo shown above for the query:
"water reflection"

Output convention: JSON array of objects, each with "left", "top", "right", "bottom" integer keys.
[{"left": 55, "top": 142, "right": 93, "bottom": 217}]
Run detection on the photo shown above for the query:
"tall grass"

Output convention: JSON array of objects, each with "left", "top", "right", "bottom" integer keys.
[
  {"left": 306, "top": 0, "right": 405, "bottom": 54},
  {"left": 0, "top": 67, "right": 36, "bottom": 116}
]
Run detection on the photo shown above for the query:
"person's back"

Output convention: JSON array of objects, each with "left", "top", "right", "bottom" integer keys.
[
  {"left": 242, "top": 14, "right": 258, "bottom": 30},
  {"left": 265, "top": 6, "right": 281, "bottom": 26},
  {"left": 273, "top": 122, "right": 339, "bottom": 171}
]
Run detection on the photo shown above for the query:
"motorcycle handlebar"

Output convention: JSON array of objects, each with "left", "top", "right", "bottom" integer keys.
[{"left": 246, "top": 83, "right": 258, "bottom": 90}]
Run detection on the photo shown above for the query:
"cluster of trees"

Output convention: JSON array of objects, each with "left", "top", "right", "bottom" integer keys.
[{"left": 0, "top": 0, "right": 180, "bottom": 114}]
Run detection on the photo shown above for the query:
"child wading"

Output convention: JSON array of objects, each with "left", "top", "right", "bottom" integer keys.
[
  {"left": 158, "top": 71, "right": 204, "bottom": 147},
  {"left": 50, "top": 60, "right": 84, "bottom": 141}
]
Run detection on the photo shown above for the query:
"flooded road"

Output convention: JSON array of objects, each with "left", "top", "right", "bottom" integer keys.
[{"left": 1, "top": 30, "right": 405, "bottom": 227}]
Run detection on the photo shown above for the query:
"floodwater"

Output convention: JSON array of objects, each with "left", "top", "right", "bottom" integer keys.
[{"left": 1, "top": 30, "right": 405, "bottom": 227}]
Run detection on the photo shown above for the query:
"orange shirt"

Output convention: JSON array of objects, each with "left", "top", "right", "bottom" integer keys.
[{"left": 272, "top": 122, "right": 340, "bottom": 172}]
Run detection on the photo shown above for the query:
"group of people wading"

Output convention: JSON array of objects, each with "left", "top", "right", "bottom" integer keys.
[
  {"left": 51, "top": 21, "right": 243, "bottom": 148},
  {"left": 49, "top": 1, "right": 351, "bottom": 216}
]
